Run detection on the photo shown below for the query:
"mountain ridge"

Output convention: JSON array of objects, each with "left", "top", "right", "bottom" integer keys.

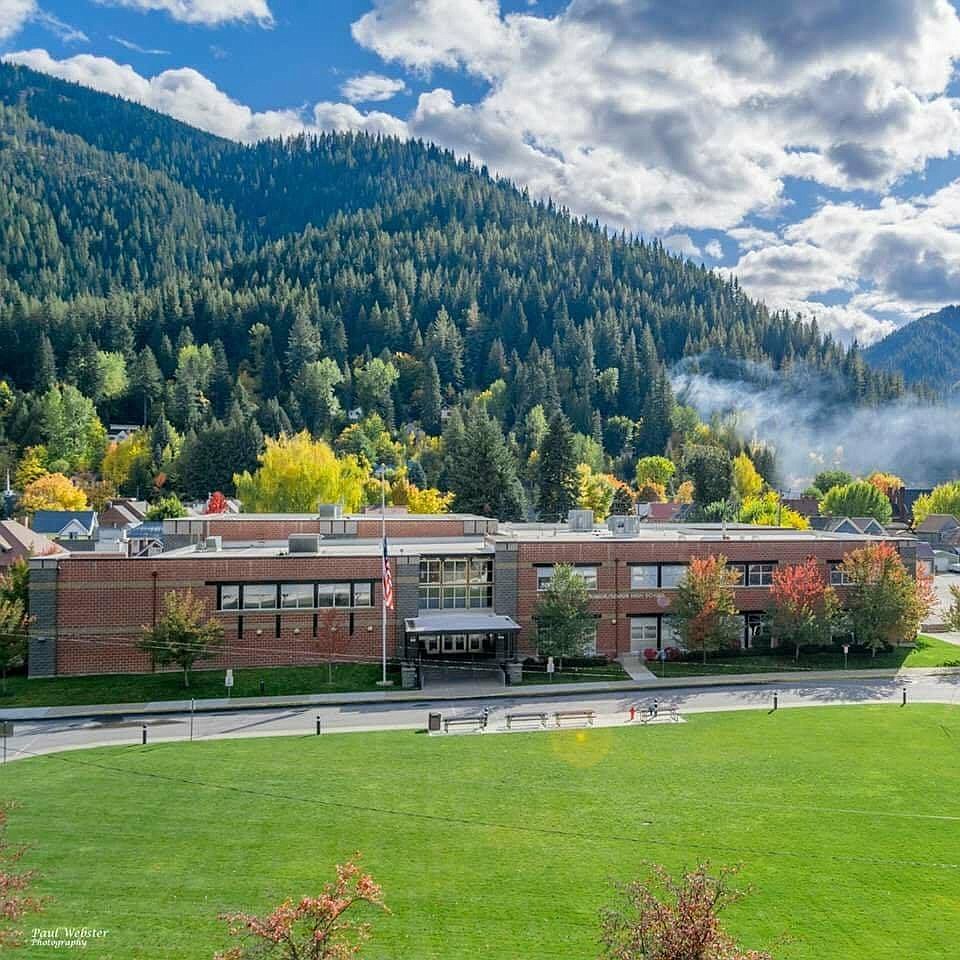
[{"left": 865, "top": 305, "right": 960, "bottom": 393}]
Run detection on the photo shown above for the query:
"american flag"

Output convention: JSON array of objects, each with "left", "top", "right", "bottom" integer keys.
[{"left": 381, "top": 537, "right": 394, "bottom": 610}]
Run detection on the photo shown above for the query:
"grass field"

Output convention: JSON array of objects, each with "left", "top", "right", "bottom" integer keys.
[
  {"left": 654, "top": 634, "right": 960, "bottom": 677},
  {"left": 5, "top": 706, "right": 960, "bottom": 959},
  {"left": 0, "top": 662, "right": 398, "bottom": 707}
]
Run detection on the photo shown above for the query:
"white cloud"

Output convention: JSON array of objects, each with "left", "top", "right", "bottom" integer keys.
[
  {"left": 4, "top": 50, "right": 306, "bottom": 139},
  {"left": 110, "top": 35, "right": 170, "bottom": 55},
  {"left": 346, "top": 0, "right": 960, "bottom": 235},
  {"left": 0, "top": 0, "right": 35, "bottom": 42},
  {"left": 704, "top": 239, "right": 723, "bottom": 259},
  {"left": 663, "top": 233, "right": 701, "bottom": 258},
  {"left": 95, "top": 0, "right": 273, "bottom": 27},
  {"left": 726, "top": 180, "right": 960, "bottom": 343},
  {"left": 2, "top": 49, "right": 407, "bottom": 143},
  {"left": 340, "top": 72, "right": 406, "bottom": 103},
  {"left": 34, "top": 10, "right": 87, "bottom": 43}
]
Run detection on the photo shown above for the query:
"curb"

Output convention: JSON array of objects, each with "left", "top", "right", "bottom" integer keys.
[{"left": 5, "top": 666, "right": 957, "bottom": 721}]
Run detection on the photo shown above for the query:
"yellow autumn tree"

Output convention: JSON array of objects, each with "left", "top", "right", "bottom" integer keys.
[
  {"left": 233, "top": 432, "right": 368, "bottom": 513},
  {"left": 732, "top": 452, "right": 764, "bottom": 501},
  {"left": 866, "top": 471, "right": 903, "bottom": 498},
  {"left": 739, "top": 491, "right": 809, "bottom": 530},
  {"left": 20, "top": 473, "right": 89, "bottom": 513},
  {"left": 100, "top": 431, "right": 151, "bottom": 492},
  {"left": 406, "top": 485, "right": 455, "bottom": 514},
  {"left": 576, "top": 463, "right": 616, "bottom": 520}
]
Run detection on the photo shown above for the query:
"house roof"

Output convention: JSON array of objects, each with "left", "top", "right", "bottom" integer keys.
[
  {"left": 0, "top": 519, "right": 66, "bottom": 559},
  {"left": 100, "top": 501, "right": 146, "bottom": 527},
  {"left": 31, "top": 511, "right": 98, "bottom": 536},
  {"left": 127, "top": 522, "right": 165, "bottom": 540},
  {"left": 916, "top": 514, "right": 960, "bottom": 533}
]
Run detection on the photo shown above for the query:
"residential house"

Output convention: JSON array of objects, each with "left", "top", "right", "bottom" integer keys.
[
  {"left": 31, "top": 510, "right": 99, "bottom": 551},
  {"left": 0, "top": 519, "right": 65, "bottom": 572}
]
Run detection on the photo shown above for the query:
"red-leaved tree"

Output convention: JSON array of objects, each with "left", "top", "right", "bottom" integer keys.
[
  {"left": 671, "top": 555, "right": 741, "bottom": 663},
  {"left": 215, "top": 857, "right": 388, "bottom": 960},
  {"left": 205, "top": 491, "right": 229, "bottom": 514},
  {"left": 600, "top": 862, "right": 773, "bottom": 960},
  {"left": 0, "top": 803, "right": 48, "bottom": 948},
  {"left": 770, "top": 557, "right": 840, "bottom": 662},
  {"left": 840, "top": 543, "right": 935, "bottom": 655}
]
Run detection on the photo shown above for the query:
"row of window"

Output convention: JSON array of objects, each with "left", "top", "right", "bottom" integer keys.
[
  {"left": 218, "top": 581, "right": 374, "bottom": 611},
  {"left": 535, "top": 562, "right": 779, "bottom": 592},
  {"left": 419, "top": 556, "right": 494, "bottom": 609},
  {"left": 419, "top": 557, "right": 493, "bottom": 585},
  {"left": 628, "top": 612, "right": 769, "bottom": 651}
]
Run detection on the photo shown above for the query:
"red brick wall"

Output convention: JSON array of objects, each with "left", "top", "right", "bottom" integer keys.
[
  {"left": 53, "top": 554, "right": 397, "bottom": 676},
  {"left": 514, "top": 538, "right": 878, "bottom": 658}
]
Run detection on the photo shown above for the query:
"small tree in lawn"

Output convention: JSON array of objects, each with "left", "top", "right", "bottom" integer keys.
[
  {"left": 770, "top": 557, "right": 840, "bottom": 662},
  {"left": 670, "top": 556, "right": 741, "bottom": 663},
  {"left": 0, "top": 804, "right": 48, "bottom": 949},
  {"left": 533, "top": 563, "right": 595, "bottom": 669},
  {"left": 945, "top": 585, "right": 960, "bottom": 632},
  {"left": 600, "top": 862, "right": 773, "bottom": 960},
  {"left": 215, "top": 856, "right": 387, "bottom": 960},
  {"left": 840, "top": 543, "right": 935, "bottom": 656},
  {"left": 139, "top": 590, "right": 224, "bottom": 687}
]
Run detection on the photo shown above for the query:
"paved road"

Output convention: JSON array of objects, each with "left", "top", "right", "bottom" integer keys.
[{"left": 4, "top": 673, "right": 960, "bottom": 763}]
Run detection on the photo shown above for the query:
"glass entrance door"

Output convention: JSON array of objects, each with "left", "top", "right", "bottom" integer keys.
[{"left": 630, "top": 617, "right": 659, "bottom": 653}]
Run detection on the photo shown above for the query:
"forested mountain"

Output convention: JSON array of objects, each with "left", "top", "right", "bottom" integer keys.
[
  {"left": 0, "top": 62, "right": 908, "bottom": 516},
  {"left": 865, "top": 305, "right": 960, "bottom": 393}
]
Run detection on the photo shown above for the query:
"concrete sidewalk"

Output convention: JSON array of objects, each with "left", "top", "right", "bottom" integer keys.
[{"left": 5, "top": 666, "right": 959, "bottom": 722}]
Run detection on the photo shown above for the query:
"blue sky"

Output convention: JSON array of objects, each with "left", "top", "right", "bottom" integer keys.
[{"left": 4, "top": 0, "right": 960, "bottom": 345}]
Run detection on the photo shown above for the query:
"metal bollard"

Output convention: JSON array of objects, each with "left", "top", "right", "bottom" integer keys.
[
  {"left": 902, "top": 687, "right": 907, "bottom": 706},
  {"left": 629, "top": 705, "right": 636, "bottom": 722},
  {"left": 141, "top": 724, "right": 147, "bottom": 745},
  {"left": 259, "top": 679, "right": 266, "bottom": 695},
  {"left": 316, "top": 715, "right": 322, "bottom": 735},
  {"left": 773, "top": 692, "right": 779, "bottom": 711}
]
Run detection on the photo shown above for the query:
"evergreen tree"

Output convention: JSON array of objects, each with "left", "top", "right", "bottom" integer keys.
[
  {"left": 420, "top": 357, "right": 442, "bottom": 432},
  {"left": 443, "top": 405, "right": 524, "bottom": 520},
  {"left": 34, "top": 334, "right": 57, "bottom": 393},
  {"left": 537, "top": 411, "right": 577, "bottom": 522}
]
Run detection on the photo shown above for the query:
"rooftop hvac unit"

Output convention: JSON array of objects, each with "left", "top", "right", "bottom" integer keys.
[
  {"left": 567, "top": 509, "right": 595, "bottom": 532},
  {"left": 204, "top": 536, "right": 222, "bottom": 552},
  {"left": 316, "top": 503, "right": 343, "bottom": 519},
  {"left": 288, "top": 534, "right": 322, "bottom": 554},
  {"left": 607, "top": 515, "right": 641, "bottom": 537}
]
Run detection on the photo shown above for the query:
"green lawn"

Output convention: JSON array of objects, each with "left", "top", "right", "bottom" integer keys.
[
  {"left": 0, "top": 662, "right": 398, "bottom": 708},
  {"left": 518, "top": 662, "right": 631, "bottom": 684},
  {"left": 652, "top": 634, "right": 960, "bottom": 677},
  {"left": 5, "top": 706, "right": 960, "bottom": 959}
]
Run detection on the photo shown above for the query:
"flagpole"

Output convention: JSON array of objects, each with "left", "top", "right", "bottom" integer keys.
[{"left": 377, "top": 464, "right": 392, "bottom": 686}]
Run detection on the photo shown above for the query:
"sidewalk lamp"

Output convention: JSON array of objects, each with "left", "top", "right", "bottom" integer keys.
[{"left": 843, "top": 643, "right": 850, "bottom": 670}]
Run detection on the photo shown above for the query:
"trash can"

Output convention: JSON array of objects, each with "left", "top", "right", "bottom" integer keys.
[{"left": 428, "top": 712, "right": 442, "bottom": 733}]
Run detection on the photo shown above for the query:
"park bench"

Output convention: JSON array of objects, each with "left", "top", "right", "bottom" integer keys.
[
  {"left": 444, "top": 715, "right": 487, "bottom": 734},
  {"left": 554, "top": 709, "right": 595, "bottom": 728},
  {"left": 640, "top": 706, "right": 680, "bottom": 724},
  {"left": 506, "top": 712, "right": 547, "bottom": 730}
]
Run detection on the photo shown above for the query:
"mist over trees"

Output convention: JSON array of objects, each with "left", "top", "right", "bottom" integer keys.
[{"left": 0, "top": 63, "right": 911, "bottom": 517}]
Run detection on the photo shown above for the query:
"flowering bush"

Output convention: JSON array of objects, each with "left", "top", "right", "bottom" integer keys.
[{"left": 643, "top": 647, "right": 658, "bottom": 661}]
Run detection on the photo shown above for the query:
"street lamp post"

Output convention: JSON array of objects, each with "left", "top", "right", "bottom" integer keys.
[{"left": 376, "top": 463, "right": 393, "bottom": 687}]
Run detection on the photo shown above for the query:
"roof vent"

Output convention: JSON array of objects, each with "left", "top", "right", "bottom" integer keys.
[
  {"left": 607, "top": 515, "right": 641, "bottom": 537},
  {"left": 204, "top": 536, "right": 222, "bottom": 552},
  {"left": 567, "top": 509, "right": 595, "bottom": 532},
  {"left": 289, "top": 534, "right": 322, "bottom": 554},
  {"left": 316, "top": 503, "right": 343, "bottom": 519}
]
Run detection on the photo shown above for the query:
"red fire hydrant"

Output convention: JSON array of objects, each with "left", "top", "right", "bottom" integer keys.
[{"left": 629, "top": 705, "right": 636, "bottom": 722}]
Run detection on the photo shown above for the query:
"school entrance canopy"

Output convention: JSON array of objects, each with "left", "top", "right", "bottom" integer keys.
[{"left": 403, "top": 611, "right": 521, "bottom": 660}]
